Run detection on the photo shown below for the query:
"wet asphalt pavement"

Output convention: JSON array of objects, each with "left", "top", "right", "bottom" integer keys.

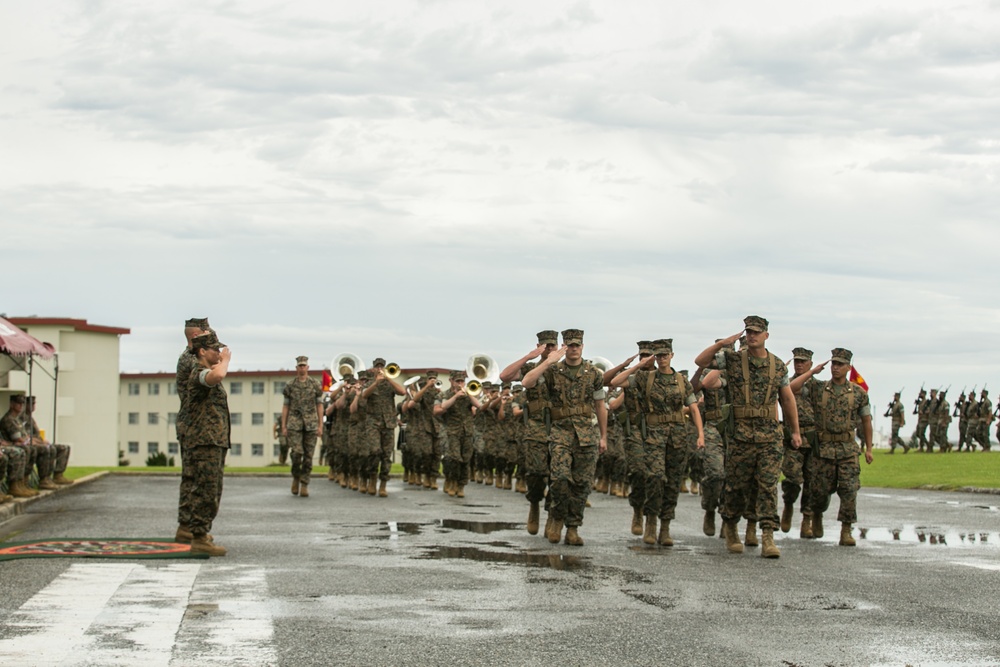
[{"left": 2, "top": 474, "right": 999, "bottom": 667}]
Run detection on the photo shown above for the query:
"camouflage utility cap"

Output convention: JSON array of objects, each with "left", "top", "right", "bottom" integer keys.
[
  {"left": 372, "top": 357, "right": 387, "bottom": 368},
  {"left": 191, "top": 331, "right": 224, "bottom": 351},
  {"left": 536, "top": 330, "right": 559, "bottom": 345},
  {"left": 743, "top": 315, "right": 769, "bottom": 332},
  {"left": 652, "top": 338, "right": 673, "bottom": 355},
  {"left": 792, "top": 347, "right": 813, "bottom": 361},
  {"left": 296, "top": 356, "right": 309, "bottom": 367},
  {"left": 426, "top": 370, "right": 439, "bottom": 379},
  {"left": 449, "top": 370, "right": 466, "bottom": 381},
  {"left": 358, "top": 370, "right": 373, "bottom": 381},
  {"left": 481, "top": 381, "right": 495, "bottom": 391},
  {"left": 501, "top": 382, "right": 511, "bottom": 390},
  {"left": 983, "top": 389, "right": 989, "bottom": 397},
  {"left": 831, "top": 348, "right": 853, "bottom": 365},
  {"left": 637, "top": 340, "right": 654, "bottom": 355},
  {"left": 562, "top": 328, "right": 584, "bottom": 345},
  {"left": 9, "top": 394, "right": 25, "bottom": 404},
  {"left": 185, "top": 317, "right": 210, "bottom": 329},
  {"left": 513, "top": 385, "right": 524, "bottom": 393}
]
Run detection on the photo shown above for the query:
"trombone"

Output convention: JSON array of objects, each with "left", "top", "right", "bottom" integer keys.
[
  {"left": 466, "top": 379, "right": 483, "bottom": 397},
  {"left": 384, "top": 362, "right": 401, "bottom": 379}
]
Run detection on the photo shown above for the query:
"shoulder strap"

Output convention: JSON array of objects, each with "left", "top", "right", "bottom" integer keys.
[
  {"left": 740, "top": 350, "right": 751, "bottom": 406},
  {"left": 645, "top": 371, "right": 656, "bottom": 413},
  {"left": 762, "top": 353, "right": 776, "bottom": 406}
]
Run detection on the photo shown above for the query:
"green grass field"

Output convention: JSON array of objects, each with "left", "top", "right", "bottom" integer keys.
[{"left": 64, "top": 451, "right": 1000, "bottom": 490}]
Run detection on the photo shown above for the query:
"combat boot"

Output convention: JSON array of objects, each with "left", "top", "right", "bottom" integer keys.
[
  {"left": 595, "top": 477, "right": 609, "bottom": 494},
  {"left": 429, "top": 475, "right": 439, "bottom": 491},
  {"left": 10, "top": 480, "right": 36, "bottom": 498},
  {"left": 367, "top": 476, "right": 377, "bottom": 495},
  {"left": 485, "top": 471, "right": 494, "bottom": 486},
  {"left": 703, "top": 510, "right": 716, "bottom": 536},
  {"left": 744, "top": 520, "right": 759, "bottom": 548},
  {"left": 780, "top": 504, "right": 793, "bottom": 533},
  {"left": 679, "top": 479, "right": 689, "bottom": 494},
  {"left": 812, "top": 513, "right": 825, "bottom": 539},
  {"left": 689, "top": 482, "right": 699, "bottom": 495},
  {"left": 300, "top": 484, "right": 309, "bottom": 498},
  {"left": 456, "top": 484, "right": 465, "bottom": 498},
  {"left": 348, "top": 474, "right": 357, "bottom": 490},
  {"left": 631, "top": 507, "right": 644, "bottom": 536},
  {"left": 53, "top": 473, "right": 74, "bottom": 485},
  {"left": 547, "top": 518, "right": 563, "bottom": 544},
  {"left": 839, "top": 522, "right": 856, "bottom": 546},
  {"left": 724, "top": 520, "right": 744, "bottom": 554},
  {"left": 39, "top": 478, "right": 58, "bottom": 491},
  {"left": 291, "top": 477, "right": 300, "bottom": 496},
  {"left": 760, "top": 529, "right": 781, "bottom": 559},
  {"left": 800, "top": 512, "right": 814, "bottom": 539},
  {"left": 658, "top": 520, "right": 673, "bottom": 547},
  {"left": 544, "top": 514, "right": 554, "bottom": 540},
  {"left": 327, "top": 468, "right": 336, "bottom": 481},
  {"left": 516, "top": 477, "right": 527, "bottom": 494},
  {"left": 643, "top": 515, "right": 657, "bottom": 545},
  {"left": 504, "top": 474, "right": 513, "bottom": 490},
  {"left": 190, "top": 536, "right": 227, "bottom": 557},
  {"left": 175, "top": 525, "right": 193, "bottom": 543},
  {"left": 526, "top": 502, "right": 540, "bottom": 535},
  {"left": 423, "top": 473, "right": 432, "bottom": 489},
  {"left": 378, "top": 479, "right": 388, "bottom": 497},
  {"left": 446, "top": 479, "right": 456, "bottom": 497},
  {"left": 564, "top": 526, "right": 584, "bottom": 546}
]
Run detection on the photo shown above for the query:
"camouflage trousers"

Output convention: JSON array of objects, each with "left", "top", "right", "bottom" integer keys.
[
  {"left": 889, "top": 425, "right": 908, "bottom": 453},
  {"left": 699, "top": 423, "right": 725, "bottom": 513},
  {"left": 523, "top": 429, "right": 550, "bottom": 505},
  {"left": 443, "top": 428, "right": 473, "bottom": 485},
  {"left": 186, "top": 445, "right": 227, "bottom": 537},
  {"left": 933, "top": 424, "right": 951, "bottom": 452},
  {"left": 957, "top": 422, "right": 969, "bottom": 450},
  {"left": 915, "top": 420, "right": 930, "bottom": 450},
  {"left": 408, "top": 429, "right": 433, "bottom": 474},
  {"left": 372, "top": 424, "right": 394, "bottom": 481},
  {"left": 288, "top": 428, "right": 318, "bottom": 486},
  {"left": 548, "top": 430, "right": 599, "bottom": 528},
  {"left": 806, "top": 454, "right": 860, "bottom": 524},
  {"left": 625, "top": 429, "right": 646, "bottom": 511},
  {"left": 721, "top": 438, "right": 783, "bottom": 531},
  {"left": 1, "top": 444, "right": 26, "bottom": 485},
  {"left": 638, "top": 424, "right": 688, "bottom": 520},
  {"left": 49, "top": 443, "right": 70, "bottom": 475},
  {"left": 278, "top": 435, "right": 288, "bottom": 465},
  {"left": 974, "top": 423, "right": 992, "bottom": 451},
  {"left": 683, "top": 426, "right": 702, "bottom": 485},
  {"left": 780, "top": 445, "right": 813, "bottom": 511}
]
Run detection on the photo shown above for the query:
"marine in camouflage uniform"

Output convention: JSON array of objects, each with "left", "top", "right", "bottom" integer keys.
[
  {"left": 476, "top": 382, "right": 500, "bottom": 485},
  {"left": 804, "top": 348, "right": 874, "bottom": 546},
  {"left": 402, "top": 372, "right": 441, "bottom": 489},
  {"left": 1, "top": 395, "right": 43, "bottom": 495},
  {"left": 975, "top": 389, "right": 993, "bottom": 451},
  {"left": 175, "top": 317, "right": 210, "bottom": 542},
  {"left": 344, "top": 373, "right": 368, "bottom": 491},
  {"left": 886, "top": 392, "right": 908, "bottom": 454},
  {"left": 282, "top": 356, "right": 324, "bottom": 497},
  {"left": 603, "top": 387, "right": 628, "bottom": 498},
  {"left": 17, "top": 402, "right": 57, "bottom": 490},
  {"left": 930, "top": 390, "right": 951, "bottom": 453},
  {"left": 434, "top": 370, "right": 482, "bottom": 497},
  {"left": 362, "top": 357, "right": 406, "bottom": 496},
  {"left": 1, "top": 435, "right": 30, "bottom": 499},
  {"left": 328, "top": 376, "right": 354, "bottom": 486},
  {"left": 695, "top": 316, "right": 801, "bottom": 559},
  {"left": 691, "top": 355, "right": 731, "bottom": 538},
  {"left": 612, "top": 339, "right": 702, "bottom": 546},
  {"left": 782, "top": 347, "right": 823, "bottom": 538},
  {"left": 522, "top": 328, "right": 607, "bottom": 546},
  {"left": 183, "top": 331, "right": 232, "bottom": 556},
  {"left": 498, "top": 330, "right": 558, "bottom": 536},
  {"left": 23, "top": 396, "right": 73, "bottom": 485},
  {"left": 494, "top": 383, "right": 518, "bottom": 490},
  {"left": 680, "top": 370, "right": 702, "bottom": 495},
  {"left": 915, "top": 389, "right": 935, "bottom": 452}
]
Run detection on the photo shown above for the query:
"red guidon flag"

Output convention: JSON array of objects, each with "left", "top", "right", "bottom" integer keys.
[
  {"left": 322, "top": 370, "right": 333, "bottom": 392},
  {"left": 849, "top": 366, "right": 869, "bottom": 392}
]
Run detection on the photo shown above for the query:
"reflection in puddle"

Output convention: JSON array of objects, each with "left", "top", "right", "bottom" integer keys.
[
  {"left": 417, "top": 545, "right": 589, "bottom": 570},
  {"left": 858, "top": 527, "right": 998, "bottom": 547},
  {"left": 438, "top": 519, "right": 520, "bottom": 534}
]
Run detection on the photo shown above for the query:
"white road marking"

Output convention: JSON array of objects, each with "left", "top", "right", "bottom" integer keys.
[
  {"left": 953, "top": 560, "right": 1000, "bottom": 572},
  {"left": 0, "top": 562, "right": 277, "bottom": 666}
]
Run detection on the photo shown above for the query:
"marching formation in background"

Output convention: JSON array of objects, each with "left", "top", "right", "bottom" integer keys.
[{"left": 169, "top": 315, "right": 996, "bottom": 558}]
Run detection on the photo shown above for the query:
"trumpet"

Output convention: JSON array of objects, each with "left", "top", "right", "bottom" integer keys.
[
  {"left": 331, "top": 353, "right": 365, "bottom": 381},
  {"left": 384, "top": 362, "right": 401, "bottom": 379},
  {"left": 466, "top": 379, "right": 483, "bottom": 396}
]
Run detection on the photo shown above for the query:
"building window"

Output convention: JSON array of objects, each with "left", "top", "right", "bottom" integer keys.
[
  {"left": 230, "top": 413, "right": 242, "bottom": 425},
  {"left": 168, "top": 382, "right": 177, "bottom": 395},
  {"left": 148, "top": 412, "right": 159, "bottom": 425},
  {"left": 230, "top": 382, "right": 243, "bottom": 395},
  {"left": 148, "top": 383, "right": 160, "bottom": 396},
  {"left": 147, "top": 442, "right": 159, "bottom": 454},
  {"left": 252, "top": 443, "right": 264, "bottom": 456},
  {"left": 168, "top": 442, "right": 179, "bottom": 454},
  {"left": 274, "top": 381, "right": 287, "bottom": 394},
  {"left": 252, "top": 412, "right": 264, "bottom": 426},
  {"left": 252, "top": 381, "right": 265, "bottom": 395},
  {"left": 128, "top": 412, "right": 139, "bottom": 425},
  {"left": 168, "top": 412, "right": 177, "bottom": 425},
  {"left": 273, "top": 444, "right": 281, "bottom": 457},
  {"left": 128, "top": 383, "right": 140, "bottom": 396},
  {"left": 128, "top": 441, "right": 139, "bottom": 454},
  {"left": 231, "top": 443, "right": 242, "bottom": 456}
]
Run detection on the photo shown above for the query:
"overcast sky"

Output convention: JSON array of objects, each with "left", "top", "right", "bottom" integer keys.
[{"left": 3, "top": 0, "right": 999, "bottom": 422}]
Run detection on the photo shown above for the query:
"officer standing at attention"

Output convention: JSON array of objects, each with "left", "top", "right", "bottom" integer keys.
[
  {"left": 522, "top": 328, "right": 607, "bottom": 547},
  {"left": 282, "top": 356, "right": 324, "bottom": 498},
  {"left": 694, "top": 316, "right": 801, "bottom": 559}
]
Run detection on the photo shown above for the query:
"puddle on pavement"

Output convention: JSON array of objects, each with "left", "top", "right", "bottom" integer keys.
[
  {"left": 855, "top": 526, "right": 997, "bottom": 547},
  {"left": 438, "top": 519, "right": 520, "bottom": 534},
  {"left": 351, "top": 519, "right": 523, "bottom": 540},
  {"left": 417, "top": 545, "right": 589, "bottom": 570}
]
